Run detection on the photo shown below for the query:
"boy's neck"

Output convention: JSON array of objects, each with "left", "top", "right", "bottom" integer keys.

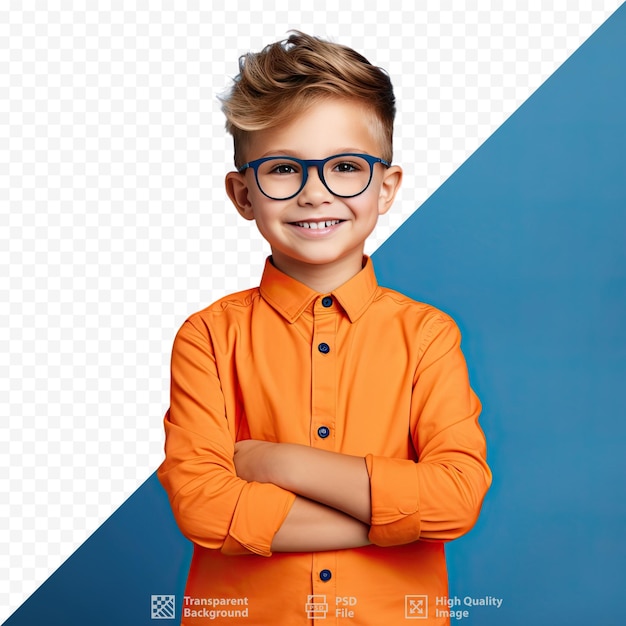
[{"left": 270, "top": 251, "right": 365, "bottom": 294}]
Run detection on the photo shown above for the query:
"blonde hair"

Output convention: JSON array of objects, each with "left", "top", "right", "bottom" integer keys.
[{"left": 220, "top": 31, "right": 396, "bottom": 167}]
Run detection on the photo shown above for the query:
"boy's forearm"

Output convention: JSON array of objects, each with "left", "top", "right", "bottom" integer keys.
[
  {"left": 277, "top": 445, "right": 372, "bottom": 524},
  {"left": 271, "top": 496, "right": 370, "bottom": 552},
  {"left": 234, "top": 440, "right": 372, "bottom": 524}
]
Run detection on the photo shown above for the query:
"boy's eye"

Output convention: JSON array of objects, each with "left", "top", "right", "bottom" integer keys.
[
  {"left": 268, "top": 162, "right": 300, "bottom": 175},
  {"left": 331, "top": 161, "right": 361, "bottom": 173}
]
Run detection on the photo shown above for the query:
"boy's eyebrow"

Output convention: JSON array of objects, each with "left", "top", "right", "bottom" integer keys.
[
  {"left": 257, "top": 148, "right": 374, "bottom": 159},
  {"left": 258, "top": 149, "right": 300, "bottom": 158}
]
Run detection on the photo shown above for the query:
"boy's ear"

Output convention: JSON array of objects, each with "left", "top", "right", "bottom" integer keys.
[
  {"left": 377, "top": 165, "right": 403, "bottom": 216},
  {"left": 225, "top": 171, "right": 255, "bottom": 220}
]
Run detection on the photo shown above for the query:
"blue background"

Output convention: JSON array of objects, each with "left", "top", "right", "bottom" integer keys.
[{"left": 4, "top": 5, "right": 625, "bottom": 625}]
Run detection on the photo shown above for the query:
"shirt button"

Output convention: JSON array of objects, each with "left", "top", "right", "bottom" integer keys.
[
  {"left": 317, "top": 426, "right": 330, "bottom": 439},
  {"left": 322, "top": 296, "right": 333, "bottom": 308},
  {"left": 318, "top": 342, "right": 330, "bottom": 354},
  {"left": 320, "top": 569, "right": 332, "bottom": 582}
]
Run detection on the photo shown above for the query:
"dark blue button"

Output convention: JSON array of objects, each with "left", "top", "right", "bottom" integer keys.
[
  {"left": 320, "top": 569, "right": 332, "bottom": 582},
  {"left": 322, "top": 296, "right": 333, "bottom": 308},
  {"left": 318, "top": 342, "right": 330, "bottom": 354},
  {"left": 317, "top": 426, "right": 330, "bottom": 439}
]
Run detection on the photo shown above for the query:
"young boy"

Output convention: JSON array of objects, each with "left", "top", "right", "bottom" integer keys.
[{"left": 158, "top": 32, "right": 491, "bottom": 626}]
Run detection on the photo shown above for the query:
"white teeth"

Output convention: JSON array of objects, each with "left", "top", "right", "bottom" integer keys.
[{"left": 295, "top": 220, "right": 340, "bottom": 229}]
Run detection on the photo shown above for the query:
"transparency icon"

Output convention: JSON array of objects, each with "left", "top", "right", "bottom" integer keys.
[{"left": 151, "top": 594, "right": 176, "bottom": 620}]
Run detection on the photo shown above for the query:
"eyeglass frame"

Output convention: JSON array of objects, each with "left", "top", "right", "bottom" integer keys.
[{"left": 237, "top": 153, "right": 391, "bottom": 201}]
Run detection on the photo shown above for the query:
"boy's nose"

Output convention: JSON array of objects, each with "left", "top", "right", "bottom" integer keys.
[{"left": 297, "top": 165, "right": 333, "bottom": 205}]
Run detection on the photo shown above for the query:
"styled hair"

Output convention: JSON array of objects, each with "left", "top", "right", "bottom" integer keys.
[{"left": 220, "top": 31, "right": 396, "bottom": 168}]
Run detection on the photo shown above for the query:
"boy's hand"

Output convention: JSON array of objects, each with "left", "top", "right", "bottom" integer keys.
[{"left": 233, "top": 439, "right": 277, "bottom": 483}]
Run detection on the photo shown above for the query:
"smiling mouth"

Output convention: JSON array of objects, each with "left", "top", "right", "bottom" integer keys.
[{"left": 291, "top": 219, "right": 343, "bottom": 229}]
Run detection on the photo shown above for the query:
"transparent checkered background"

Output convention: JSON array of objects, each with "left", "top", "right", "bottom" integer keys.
[{"left": 0, "top": 0, "right": 621, "bottom": 619}]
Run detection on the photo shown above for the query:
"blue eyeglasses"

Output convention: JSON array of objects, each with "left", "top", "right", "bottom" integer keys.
[{"left": 238, "top": 153, "right": 390, "bottom": 200}]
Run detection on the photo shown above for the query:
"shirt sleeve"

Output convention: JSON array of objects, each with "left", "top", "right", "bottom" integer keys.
[
  {"left": 366, "top": 313, "right": 492, "bottom": 547},
  {"left": 157, "top": 318, "right": 296, "bottom": 557}
]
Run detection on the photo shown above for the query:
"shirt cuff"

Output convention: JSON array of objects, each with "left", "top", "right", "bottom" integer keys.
[
  {"left": 365, "top": 454, "right": 421, "bottom": 547},
  {"left": 222, "top": 483, "right": 296, "bottom": 557}
]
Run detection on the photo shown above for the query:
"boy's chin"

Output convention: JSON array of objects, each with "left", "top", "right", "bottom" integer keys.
[{"left": 271, "top": 248, "right": 365, "bottom": 270}]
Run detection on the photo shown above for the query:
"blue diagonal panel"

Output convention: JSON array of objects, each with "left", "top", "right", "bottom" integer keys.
[
  {"left": 4, "top": 5, "right": 626, "bottom": 626},
  {"left": 374, "top": 4, "right": 626, "bottom": 625}
]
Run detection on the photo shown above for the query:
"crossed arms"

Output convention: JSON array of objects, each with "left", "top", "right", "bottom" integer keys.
[
  {"left": 233, "top": 440, "right": 372, "bottom": 551},
  {"left": 157, "top": 314, "right": 492, "bottom": 557}
]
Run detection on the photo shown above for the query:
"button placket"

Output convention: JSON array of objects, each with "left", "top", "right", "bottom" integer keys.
[{"left": 311, "top": 299, "right": 337, "bottom": 449}]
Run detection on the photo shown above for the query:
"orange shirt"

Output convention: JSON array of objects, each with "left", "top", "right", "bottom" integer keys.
[{"left": 158, "top": 257, "right": 491, "bottom": 626}]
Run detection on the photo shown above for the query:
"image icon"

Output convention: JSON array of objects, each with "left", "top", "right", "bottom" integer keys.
[{"left": 405, "top": 595, "right": 428, "bottom": 619}]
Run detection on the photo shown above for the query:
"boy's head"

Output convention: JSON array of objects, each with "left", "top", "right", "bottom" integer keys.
[
  {"left": 222, "top": 33, "right": 402, "bottom": 292},
  {"left": 220, "top": 31, "right": 396, "bottom": 168}
]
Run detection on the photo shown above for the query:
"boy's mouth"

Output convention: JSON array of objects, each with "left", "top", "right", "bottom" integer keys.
[{"left": 290, "top": 219, "right": 343, "bottom": 229}]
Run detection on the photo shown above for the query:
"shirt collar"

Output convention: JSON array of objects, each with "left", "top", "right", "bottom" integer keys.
[{"left": 259, "top": 256, "right": 379, "bottom": 324}]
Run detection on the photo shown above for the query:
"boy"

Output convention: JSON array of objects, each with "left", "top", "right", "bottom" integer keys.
[{"left": 158, "top": 32, "right": 491, "bottom": 626}]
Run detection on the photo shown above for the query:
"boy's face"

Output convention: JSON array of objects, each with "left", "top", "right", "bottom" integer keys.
[{"left": 226, "top": 98, "right": 402, "bottom": 289}]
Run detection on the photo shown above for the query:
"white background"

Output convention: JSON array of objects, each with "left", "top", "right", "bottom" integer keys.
[{"left": 0, "top": 1, "right": 621, "bottom": 619}]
